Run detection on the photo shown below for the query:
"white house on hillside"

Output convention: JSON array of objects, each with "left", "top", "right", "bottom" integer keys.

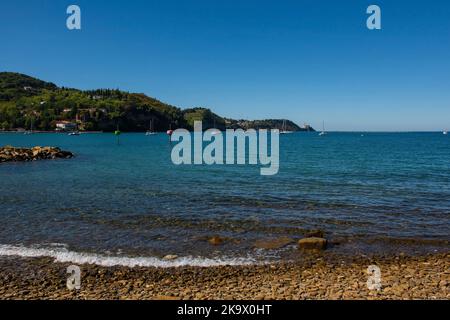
[{"left": 55, "top": 121, "right": 77, "bottom": 131}]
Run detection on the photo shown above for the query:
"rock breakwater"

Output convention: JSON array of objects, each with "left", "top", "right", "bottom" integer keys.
[{"left": 0, "top": 146, "right": 74, "bottom": 162}]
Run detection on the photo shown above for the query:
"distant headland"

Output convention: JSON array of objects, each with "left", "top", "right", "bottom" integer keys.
[{"left": 0, "top": 72, "right": 314, "bottom": 133}]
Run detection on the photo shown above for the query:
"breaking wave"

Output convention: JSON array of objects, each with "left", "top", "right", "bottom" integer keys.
[{"left": 0, "top": 244, "right": 258, "bottom": 268}]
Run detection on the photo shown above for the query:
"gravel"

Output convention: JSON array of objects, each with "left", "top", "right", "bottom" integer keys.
[{"left": 0, "top": 253, "right": 448, "bottom": 300}]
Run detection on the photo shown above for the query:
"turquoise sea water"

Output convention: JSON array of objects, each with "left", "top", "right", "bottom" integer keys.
[{"left": 0, "top": 132, "right": 449, "bottom": 265}]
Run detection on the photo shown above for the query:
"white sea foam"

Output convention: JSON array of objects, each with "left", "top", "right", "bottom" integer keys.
[{"left": 0, "top": 244, "right": 258, "bottom": 268}]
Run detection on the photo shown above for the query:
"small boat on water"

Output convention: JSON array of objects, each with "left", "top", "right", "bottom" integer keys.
[
  {"left": 280, "top": 119, "right": 293, "bottom": 134},
  {"left": 145, "top": 118, "right": 157, "bottom": 135},
  {"left": 211, "top": 119, "right": 220, "bottom": 135},
  {"left": 319, "top": 121, "right": 327, "bottom": 136},
  {"left": 24, "top": 119, "right": 34, "bottom": 134},
  {"left": 68, "top": 131, "right": 80, "bottom": 136},
  {"left": 443, "top": 130, "right": 448, "bottom": 135}
]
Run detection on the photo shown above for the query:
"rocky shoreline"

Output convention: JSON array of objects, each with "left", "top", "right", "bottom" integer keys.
[
  {"left": 0, "top": 146, "right": 74, "bottom": 162},
  {"left": 0, "top": 253, "right": 447, "bottom": 300}
]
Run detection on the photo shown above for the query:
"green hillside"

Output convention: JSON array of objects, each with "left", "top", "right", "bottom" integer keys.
[{"left": 0, "top": 72, "right": 313, "bottom": 132}]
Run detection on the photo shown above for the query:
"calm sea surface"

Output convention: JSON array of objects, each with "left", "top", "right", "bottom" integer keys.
[{"left": 0, "top": 132, "right": 449, "bottom": 266}]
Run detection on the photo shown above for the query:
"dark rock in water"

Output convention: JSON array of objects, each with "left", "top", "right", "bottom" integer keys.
[
  {"left": 0, "top": 146, "right": 74, "bottom": 162},
  {"left": 208, "top": 236, "right": 224, "bottom": 246},
  {"left": 305, "top": 230, "right": 325, "bottom": 238},
  {"left": 254, "top": 237, "right": 294, "bottom": 250},
  {"left": 329, "top": 239, "right": 341, "bottom": 246},
  {"left": 298, "top": 237, "right": 328, "bottom": 250}
]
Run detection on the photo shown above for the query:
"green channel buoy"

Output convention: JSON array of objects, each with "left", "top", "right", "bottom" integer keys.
[{"left": 114, "top": 129, "right": 121, "bottom": 145}]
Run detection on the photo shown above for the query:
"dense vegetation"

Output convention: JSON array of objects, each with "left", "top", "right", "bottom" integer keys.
[{"left": 0, "top": 72, "right": 313, "bottom": 132}]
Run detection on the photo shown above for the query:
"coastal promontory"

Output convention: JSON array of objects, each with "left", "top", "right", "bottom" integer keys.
[{"left": 0, "top": 72, "right": 314, "bottom": 133}]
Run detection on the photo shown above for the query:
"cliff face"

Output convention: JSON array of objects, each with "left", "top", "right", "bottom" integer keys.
[{"left": 0, "top": 72, "right": 314, "bottom": 132}]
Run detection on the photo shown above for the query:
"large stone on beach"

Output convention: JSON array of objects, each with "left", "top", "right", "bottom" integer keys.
[
  {"left": 298, "top": 237, "right": 327, "bottom": 250},
  {"left": 162, "top": 255, "right": 178, "bottom": 260}
]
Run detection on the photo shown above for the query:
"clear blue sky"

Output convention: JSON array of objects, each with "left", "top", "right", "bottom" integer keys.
[{"left": 1, "top": 0, "right": 449, "bottom": 131}]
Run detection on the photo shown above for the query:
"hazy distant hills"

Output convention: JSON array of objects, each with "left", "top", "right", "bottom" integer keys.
[{"left": 0, "top": 72, "right": 314, "bottom": 132}]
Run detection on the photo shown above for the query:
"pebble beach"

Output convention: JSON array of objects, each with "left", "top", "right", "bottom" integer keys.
[{"left": 0, "top": 252, "right": 448, "bottom": 300}]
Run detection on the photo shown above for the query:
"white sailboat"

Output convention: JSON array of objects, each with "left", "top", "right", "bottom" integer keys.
[
  {"left": 145, "top": 118, "right": 157, "bottom": 135},
  {"left": 280, "top": 119, "right": 293, "bottom": 134},
  {"left": 444, "top": 130, "right": 448, "bottom": 135},
  {"left": 68, "top": 122, "right": 80, "bottom": 135},
  {"left": 24, "top": 118, "right": 34, "bottom": 135},
  {"left": 211, "top": 118, "right": 220, "bottom": 135},
  {"left": 319, "top": 121, "right": 327, "bottom": 136}
]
